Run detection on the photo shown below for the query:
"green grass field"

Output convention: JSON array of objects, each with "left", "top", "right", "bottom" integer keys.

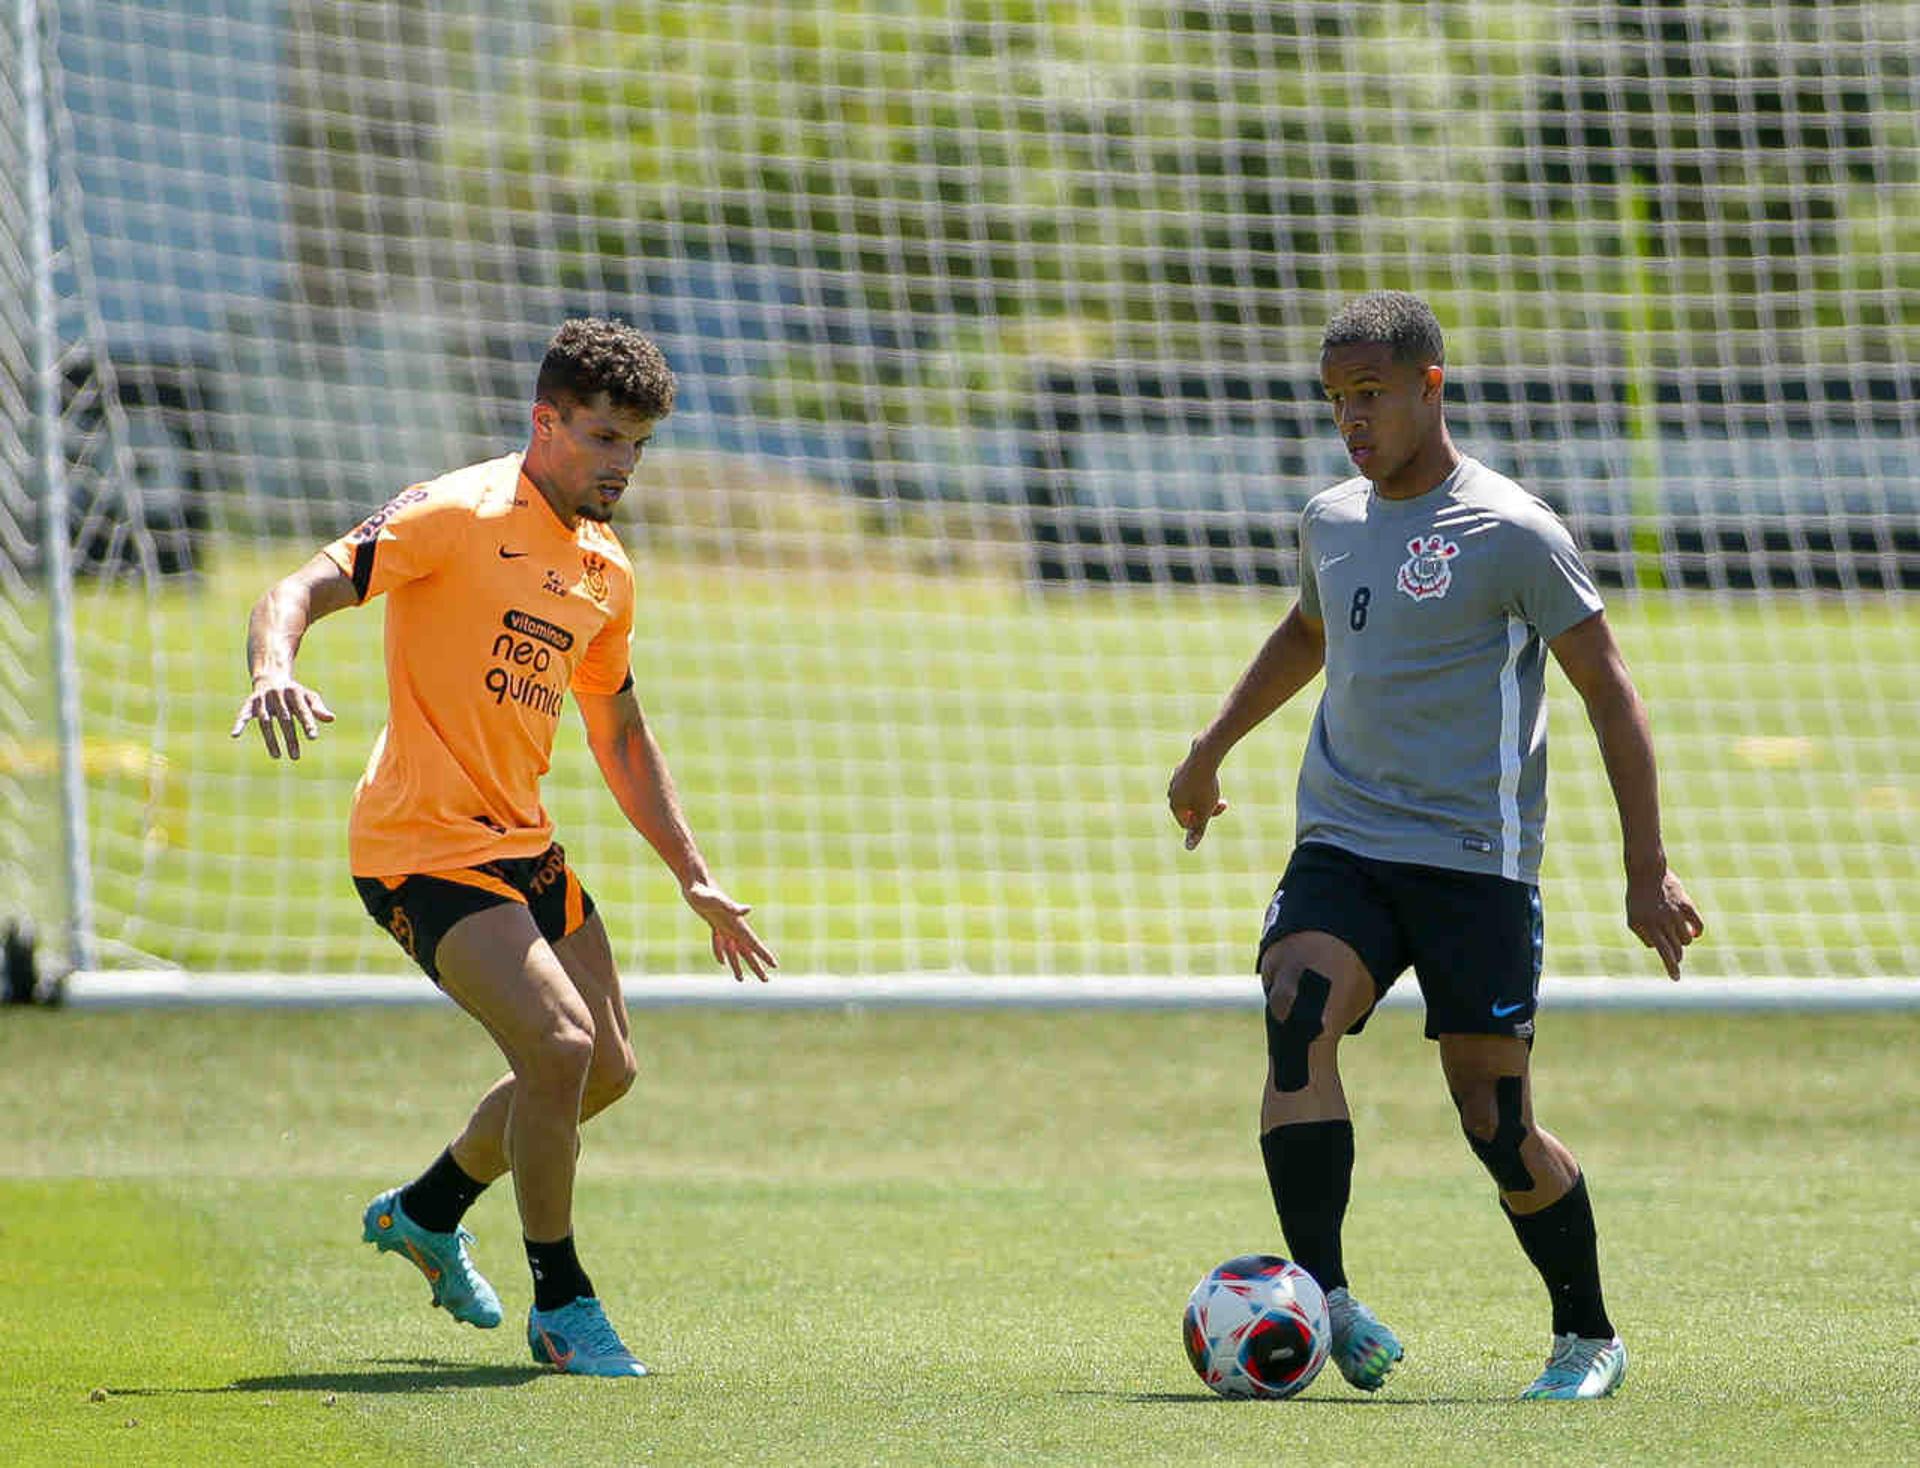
[
  {"left": 9, "top": 542, "right": 1915, "bottom": 981},
  {"left": 2, "top": 1003, "right": 1916, "bottom": 1466}
]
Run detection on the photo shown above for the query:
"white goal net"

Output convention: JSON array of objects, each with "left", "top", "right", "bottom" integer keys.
[{"left": 3, "top": 0, "right": 1916, "bottom": 982}]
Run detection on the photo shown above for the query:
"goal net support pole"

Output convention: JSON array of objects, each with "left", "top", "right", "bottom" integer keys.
[{"left": 19, "top": 0, "right": 94, "bottom": 973}]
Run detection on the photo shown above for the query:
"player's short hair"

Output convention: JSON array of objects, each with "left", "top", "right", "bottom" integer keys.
[
  {"left": 535, "top": 317, "right": 677, "bottom": 419},
  {"left": 1321, "top": 291, "right": 1445, "bottom": 368}
]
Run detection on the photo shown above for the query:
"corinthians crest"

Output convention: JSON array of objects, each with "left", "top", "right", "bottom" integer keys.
[
  {"left": 1396, "top": 534, "right": 1459, "bottom": 601},
  {"left": 580, "top": 552, "right": 611, "bottom": 605}
]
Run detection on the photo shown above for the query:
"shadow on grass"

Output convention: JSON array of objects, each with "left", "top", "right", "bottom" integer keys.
[
  {"left": 1066, "top": 1389, "right": 1510, "bottom": 1407},
  {"left": 109, "top": 1357, "right": 548, "bottom": 1396}
]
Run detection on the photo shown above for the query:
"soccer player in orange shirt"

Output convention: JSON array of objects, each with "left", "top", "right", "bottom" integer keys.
[{"left": 231, "top": 318, "right": 776, "bottom": 1377}]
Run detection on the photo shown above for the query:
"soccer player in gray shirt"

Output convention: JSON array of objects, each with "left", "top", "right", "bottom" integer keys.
[{"left": 1167, "top": 291, "right": 1703, "bottom": 1400}]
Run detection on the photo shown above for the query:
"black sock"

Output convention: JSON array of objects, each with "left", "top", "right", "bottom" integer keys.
[
  {"left": 398, "top": 1148, "right": 489, "bottom": 1234},
  {"left": 526, "top": 1234, "right": 595, "bottom": 1312},
  {"left": 1502, "top": 1173, "right": 1614, "bottom": 1339},
  {"left": 1259, "top": 1119, "right": 1355, "bottom": 1293}
]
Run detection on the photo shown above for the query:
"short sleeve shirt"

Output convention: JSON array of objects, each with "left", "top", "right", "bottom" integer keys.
[
  {"left": 321, "top": 453, "right": 635, "bottom": 877},
  {"left": 1293, "top": 457, "right": 1603, "bottom": 883}
]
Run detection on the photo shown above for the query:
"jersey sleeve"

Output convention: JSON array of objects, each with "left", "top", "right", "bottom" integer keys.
[
  {"left": 321, "top": 484, "right": 464, "bottom": 602},
  {"left": 1296, "top": 507, "right": 1323, "bottom": 620},
  {"left": 571, "top": 574, "right": 634, "bottom": 696},
  {"left": 1506, "top": 502, "right": 1604, "bottom": 640}
]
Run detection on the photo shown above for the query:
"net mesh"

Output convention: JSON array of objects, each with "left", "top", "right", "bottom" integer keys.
[{"left": 3, "top": 0, "right": 1916, "bottom": 979}]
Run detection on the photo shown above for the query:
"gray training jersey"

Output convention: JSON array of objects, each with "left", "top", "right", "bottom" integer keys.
[{"left": 1294, "top": 456, "right": 1603, "bottom": 884}]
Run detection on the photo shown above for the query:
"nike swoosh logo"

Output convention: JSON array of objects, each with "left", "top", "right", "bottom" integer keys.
[
  {"left": 400, "top": 1240, "right": 442, "bottom": 1283},
  {"left": 1317, "top": 552, "right": 1351, "bottom": 573},
  {"left": 536, "top": 1326, "right": 575, "bottom": 1368},
  {"left": 1491, "top": 999, "right": 1527, "bottom": 1018},
  {"left": 498, "top": 547, "right": 528, "bottom": 559}
]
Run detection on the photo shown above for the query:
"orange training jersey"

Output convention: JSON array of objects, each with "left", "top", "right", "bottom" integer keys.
[{"left": 321, "top": 453, "right": 635, "bottom": 877}]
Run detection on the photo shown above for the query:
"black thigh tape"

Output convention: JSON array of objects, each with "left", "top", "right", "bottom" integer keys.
[
  {"left": 1266, "top": 967, "right": 1331, "bottom": 1093},
  {"left": 1465, "top": 1072, "right": 1535, "bottom": 1193}
]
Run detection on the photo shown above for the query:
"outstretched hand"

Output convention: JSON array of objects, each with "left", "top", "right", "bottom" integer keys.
[
  {"left": 230, "top": 677, "right": 335, "bottom": 760},
  {"left": 1626, "top": 867, "right": 1705, "bottom": 981},
  {"left": 1167, "top": 744, "right": 1229, "bottom": 850},
  {"left": 682, "top": 880, "right": 778, "bottom": 982}
]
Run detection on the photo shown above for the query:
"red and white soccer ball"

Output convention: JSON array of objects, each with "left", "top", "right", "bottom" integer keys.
[{"left": 1182, "top": 1254, "right": 1331, "bottom": 1400}]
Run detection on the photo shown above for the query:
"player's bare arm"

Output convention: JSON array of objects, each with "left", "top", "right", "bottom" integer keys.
[
  {"left": 230, "top": 551, "right": 359, "bottom": 760},
  {"left": 1549, "top": 610, "right": 1705, "bottom": 980},
  {"left": 575, "top": 685, "right": 777, "bottom": 982},
  {"left": 1168, "top": 604, "right": 1326, "bottom": 849}
]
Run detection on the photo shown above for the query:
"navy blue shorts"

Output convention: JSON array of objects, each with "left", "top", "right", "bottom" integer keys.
[
  {"left": 1256, "top": 841, "right": 1542, "bottom": 1041},
  {"left": 354, "top": 843, "right": 596, "bottom": 984}
]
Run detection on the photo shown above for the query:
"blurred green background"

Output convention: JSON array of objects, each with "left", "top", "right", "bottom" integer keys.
[{"left": 4, "top": 2, "right": 1916, "bottom": 979}]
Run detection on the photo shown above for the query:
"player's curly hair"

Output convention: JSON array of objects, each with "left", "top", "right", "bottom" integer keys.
[
  {"left": 1321, "top": 291, "right": 1445, "bottom": 368},
  {"left": 535, "top": 317, "right": 678, "bottom": 418}
]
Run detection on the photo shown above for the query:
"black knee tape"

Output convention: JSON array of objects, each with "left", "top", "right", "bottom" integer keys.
[
  {"left": 1464, "top": 1073, "right": 1535, "bottom": 1193},
  {"left": 1266, "top": 968, "right": 1331, "bottom": 1093}
]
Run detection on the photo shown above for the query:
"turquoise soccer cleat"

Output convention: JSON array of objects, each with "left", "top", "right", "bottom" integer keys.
[
  {"left": 1520, "top": 1333, "right": 1628, "bottom": 1400},
  {"left": 1324, "top": 1286, "right": 1405, "bottom": 1392},
  {"left": 527, "top": 1297, "right": 650, "bottom": 1378},
  {"left": 361, "top": 1188, "right": 503, "bottom": 1329}
]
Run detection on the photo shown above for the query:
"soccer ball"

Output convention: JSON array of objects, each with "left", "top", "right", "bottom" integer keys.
[{"left": 1182, "top": 1254, "right": 1330, "bottom": 1400}]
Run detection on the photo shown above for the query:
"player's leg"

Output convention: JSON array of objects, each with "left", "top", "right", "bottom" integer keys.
[
  {"left": 432, "top": 901, "right": 646, "bottom": 1377},
  {"left": 1258, "top": 930, "right": 1378, "bottom": 1264},
  {"left": 513, "top": 908, "right": 651, "bottom": 1375},
  {"left": 392, "top": 859, "right": 631, "bottom": 1255},
  {"left": 1254, "top": 844, "right": 1410, "bottom": 1392},
  {"left": 354, "top": 873, "right": 509, "bottom": 1329},
  {"left": 1260, "top": 931, "right": 1406, "bottom": 1392},
  {"left": 1416, "top": 868, "right": 1623, "bottom": 1399},
  {"left": 434, "top": 908, "right": 636, "bottom": 1187},
  {"left": 1438, "top": 1036, "right": 1624, "bottom": 1398},
  {"left": 1438, "top": 1036, "right": 1578, "bottom": 1207},
  {"left": 412, "top": 847, "right": 626, "bottom": 1178},
  {"left": 431, "top": 852, "right": 647, "bottom": 1376},
  {"left": 549, "top": 911, "right": 638, "bottom": 1123},
  {"left": 432, "top": 901, "right": 595, "bottom": 1240}
]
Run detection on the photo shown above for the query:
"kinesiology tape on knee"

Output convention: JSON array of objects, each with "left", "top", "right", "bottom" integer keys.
[
  {"left": 1265, "top": 967, "right": 1331, "bottom": 1093},
  {"left": 1464, "top": 1073, "right": 1535, "bottom": 1193}
]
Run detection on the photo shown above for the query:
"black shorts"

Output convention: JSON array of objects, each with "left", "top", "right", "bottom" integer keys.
[
  {"left": 1256, "top": 841, "right": 1542, "bottom": 1041},
  {"left": 353, "top": 843, "right": 597, "bottom": 984}
]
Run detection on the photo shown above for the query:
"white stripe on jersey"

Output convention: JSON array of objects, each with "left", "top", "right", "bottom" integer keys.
[{"left": 1497, "top": 616, "right": 1528, "bottom": 881}]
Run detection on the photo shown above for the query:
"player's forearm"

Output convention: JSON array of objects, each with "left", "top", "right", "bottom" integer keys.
[
  {"left": 593, "top": 724, "right": 712, "bottom": 891},
  {"left": 1192, "top": 608, "right": 1325, "bottom": 764},
  {"left": 245, "top": 579, "right": 316, "bottom": 684},
  {"left": 1585, "top": 684, "right": 1668, "bottom": 877},
  {"left": 246, "top": 556, "right": 356, "bottom": 685}
]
